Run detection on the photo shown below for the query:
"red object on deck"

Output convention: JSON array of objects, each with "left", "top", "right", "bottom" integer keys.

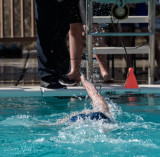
[{"left": 125, "top": 68, "right": 139, "bottom": 89}]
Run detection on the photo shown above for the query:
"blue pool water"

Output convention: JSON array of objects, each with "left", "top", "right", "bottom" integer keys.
[{"left": 0, "top": 93, "right": 160, "bottom": 156}]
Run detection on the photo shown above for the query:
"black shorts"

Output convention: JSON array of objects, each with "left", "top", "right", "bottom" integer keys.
[
  {"left": 70, "top": 0, "right": 111, "bottom": 24},
  {"left": 70, "top": 0, "right": 82, "bottom": 24},
  {"left": 93, "top": 3, "right": 111, "bottom": 16}
]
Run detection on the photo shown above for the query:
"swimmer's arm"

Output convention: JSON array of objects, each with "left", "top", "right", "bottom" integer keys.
[
  {"left": 80, "top": 75, "right": 109, "bottom": 112},
  {"left": 56, "top": 117, "right": 68, "bottom": 124},
  {"left": 80, "top": 75, "right": 99, "bottom": 102}
]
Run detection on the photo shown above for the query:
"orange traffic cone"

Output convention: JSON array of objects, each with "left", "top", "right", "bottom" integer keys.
[{"left": 125, "top": 68, "right": 139, "bottom": 89}]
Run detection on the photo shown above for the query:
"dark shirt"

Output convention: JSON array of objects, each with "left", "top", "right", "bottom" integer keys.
[
  {"left": 79, "top": 0, "right": 111, "bottom": 24},
  {"left": 79, "top": 0, "right": 86, "bottom": 24}
]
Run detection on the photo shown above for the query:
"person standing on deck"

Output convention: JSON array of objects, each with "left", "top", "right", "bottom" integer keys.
[
  {"left": 59, "top": 0, "right": 114, "bottom": 86},
  {"left": 34, "top": 0, "right": 74, "bottom": 89}
]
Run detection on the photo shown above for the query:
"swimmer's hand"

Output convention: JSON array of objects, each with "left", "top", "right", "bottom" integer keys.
[{"left": 80, "top": 74, "right": 109, "bottom": 113}]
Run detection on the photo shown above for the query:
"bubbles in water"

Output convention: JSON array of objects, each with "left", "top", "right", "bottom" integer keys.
[
  {"left": 94, "top": 73, "right": 100, "bottom": 79},
  {"left": 107, "top": 100, "right": 122, "bottom": 120},
  {"left": 72, "top": 94, "right": 83, "bottom": 101},
  {"left": 52, "top": 119, "right": 115, "bottom": 144},
  {"left": 0, "top": 115, "right": 32, "bottom": 127},
  {"left": 33, "top": 138, "right": 45, "bottom": 143},
  {"left": 92, "top": 47, "right": 96, "bottom": 53}
]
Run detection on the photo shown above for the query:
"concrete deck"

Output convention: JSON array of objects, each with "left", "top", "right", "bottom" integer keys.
[
  {"left": 0, "top": 50, "right": 152, "bottom": 86},
  {"left": 0, "top": 48, "right": 160, "bottom": 97}
]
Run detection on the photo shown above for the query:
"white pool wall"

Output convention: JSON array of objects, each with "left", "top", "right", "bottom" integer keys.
[{"left": 0, "top": 84, "right": 160, "bottom": 97}]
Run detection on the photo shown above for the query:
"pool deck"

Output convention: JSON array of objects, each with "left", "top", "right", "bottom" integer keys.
[
  {"left": 1, "top": 49, "right": 160, "bottom": 97},
  {"left": 1, "top": 84, "right": 160, "bottom": 97},
  {"left": 0, "top": 49, "right": 154, "bottom": 86}
]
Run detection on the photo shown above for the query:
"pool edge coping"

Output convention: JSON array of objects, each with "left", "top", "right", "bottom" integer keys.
[{"left": 0, "top": 84, "right": 160, "bottom": 97}]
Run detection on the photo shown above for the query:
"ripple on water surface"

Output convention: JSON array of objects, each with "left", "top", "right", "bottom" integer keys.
[{"left": 0, "top": 95, "right": 160, "bottom": 156}]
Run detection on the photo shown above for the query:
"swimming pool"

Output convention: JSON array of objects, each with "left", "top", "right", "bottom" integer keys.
[{"left": 1, "top": 89, "right": 160, "bottom": 157}]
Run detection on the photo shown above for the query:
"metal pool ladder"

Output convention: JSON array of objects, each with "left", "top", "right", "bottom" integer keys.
[{"left": 86, "top": 0, "right": 155, "bottom": 84}]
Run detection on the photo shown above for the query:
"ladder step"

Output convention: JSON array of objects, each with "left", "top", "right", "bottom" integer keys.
[
  {"left": 93, "top": 46, "right": 150, "bottom": 54},
  {"left": 88, "top": 32, "right": 154, "bottom": 36},
  {"left": 93, "top": 16, "right": 149, "bottom": 24}
]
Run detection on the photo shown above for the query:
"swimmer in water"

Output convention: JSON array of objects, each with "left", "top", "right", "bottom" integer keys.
[{"left": 58, "top": 75, "right": 112, "bottom": 124}]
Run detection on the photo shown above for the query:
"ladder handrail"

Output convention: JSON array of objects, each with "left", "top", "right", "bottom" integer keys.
[{"left": 86, "top": 0, "right": 155, "bottom": 84}]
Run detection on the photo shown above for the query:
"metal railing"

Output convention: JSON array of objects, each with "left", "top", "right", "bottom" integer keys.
[
  {"left": 86, "top": 0, "right": 156, "bottom": 84},
  {"left": 0, "top": 0, "right": 36, "bottom": 42}
]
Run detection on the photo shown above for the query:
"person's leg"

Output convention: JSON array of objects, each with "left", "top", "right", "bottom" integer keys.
[
  {"left": 35, "top": 0, "right": 72, "bottom": 87},
  {"left": 59, "top": 0, "right": 83, "bottom": 85},
  {"left": 95, "top": 54, "right": 111, "bottom": 81},
  {"left": 93, "top": 3, "right": 113, "bottom": 82},
  {"left": 93, "top": 24, "right": 113, "bottom": 82},
  {"left": 67, "top": 23, "right": 83, "bottom": 82}
]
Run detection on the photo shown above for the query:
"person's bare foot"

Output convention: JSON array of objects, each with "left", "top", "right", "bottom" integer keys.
[
  {"left": 102, "top": 74, "right": 114, "bottom": 83},
  {"left": 67, "top": 73, "right": 81, "bottom": 82}
]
